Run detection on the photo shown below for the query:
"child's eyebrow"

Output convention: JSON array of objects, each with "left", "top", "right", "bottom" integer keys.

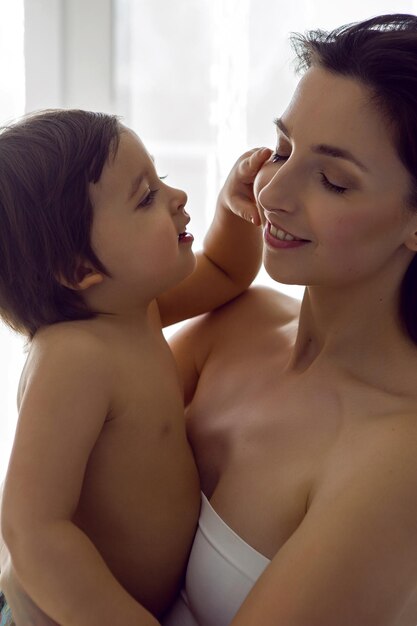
[{"left": 128, "top": 174, "right": 145, "bottom": 202}]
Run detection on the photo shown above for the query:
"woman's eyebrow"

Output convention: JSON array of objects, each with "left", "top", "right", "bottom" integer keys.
[
  {"left": 273, "top": 117, "right": 369, "bottom": 172},
  {"left": 311, "top": 143, "right": 369, "bottom": 172}
]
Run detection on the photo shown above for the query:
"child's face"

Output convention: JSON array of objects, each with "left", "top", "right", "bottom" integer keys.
[{"left": 89, "top": 128, "right": 196, "bottom": 302}]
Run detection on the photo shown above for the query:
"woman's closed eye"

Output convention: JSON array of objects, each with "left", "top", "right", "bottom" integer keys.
[
  {"left": 271, "top": 151, "right": 289, "bottom": 163},
  {"left": 270, "top": 149, "right": 349, "bottom": 195},
  {"left": 319, "top": 172, "right": 348, "bottom": 194}
]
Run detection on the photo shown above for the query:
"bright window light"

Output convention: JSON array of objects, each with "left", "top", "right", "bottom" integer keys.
[{"left": 0, "top": 0, "right": 25, "bottom": 123}]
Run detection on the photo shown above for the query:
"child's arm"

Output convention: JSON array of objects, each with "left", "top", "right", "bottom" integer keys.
[
  {"left": 0, "top": 332, "right": 159, "bottom": 626},
  {"left": 157, "top": 148, "right": 271, "bottom": 327},
  {"left": 0, "top": 556, "right": 60, "bottom": 626}
]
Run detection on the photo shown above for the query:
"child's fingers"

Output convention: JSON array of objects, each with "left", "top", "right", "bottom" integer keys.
[
  {"left": 238, "top": 147, "right": 272, "bottom": 181},
  {"left": 234, "top": 199, "right": 262, "bottom": 226}
]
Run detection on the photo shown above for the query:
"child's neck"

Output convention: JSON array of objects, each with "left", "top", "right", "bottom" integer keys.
[
  {"left": 83, "top": 283, "right": 158, "bottom": 330},
  {"left": 94, "top": 301, "right": 160, "bottom": 335}
]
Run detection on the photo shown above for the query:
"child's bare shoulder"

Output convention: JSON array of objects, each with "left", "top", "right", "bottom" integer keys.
[
  {"left": 32, "top": 319, "right": 112, "bottom": 355},
  {"left": 19, "top": 320, "right": 115, "bottom": 402}
]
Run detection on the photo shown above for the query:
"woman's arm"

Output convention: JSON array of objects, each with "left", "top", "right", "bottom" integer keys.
[
  {"left": 230, "top": 418, "right": 417, "bottom": 626},
  {"left": 157, "top": 148, "right": 271, "bottom": 327}
]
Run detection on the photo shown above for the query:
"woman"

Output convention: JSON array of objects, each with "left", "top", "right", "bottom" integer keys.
[
  {"left": 163, "top": 13, "right": 417, "bottom": 626},
  {"left": 2, "top": 12, "right": 417, "bottom": 626}
]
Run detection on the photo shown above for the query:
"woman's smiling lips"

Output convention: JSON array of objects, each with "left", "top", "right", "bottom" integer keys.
[{"left": 263, "top": 220, "right": 310, "bottom": 249}]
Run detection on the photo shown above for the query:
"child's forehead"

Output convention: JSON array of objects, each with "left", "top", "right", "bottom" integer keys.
[
  {"left": 92, "top": 127, "right": 155, "bottom": 202},
  {"left": 114, "top": 126, "right": 154, "bottom": 162}
]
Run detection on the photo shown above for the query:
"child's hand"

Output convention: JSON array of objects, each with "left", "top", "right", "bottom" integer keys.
[{"left": 219, "top": 147, "right": 272, "bottom": 227}]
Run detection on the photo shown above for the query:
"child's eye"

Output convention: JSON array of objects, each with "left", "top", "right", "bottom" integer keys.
[
  {"left": 271, "top": 152, "right": 289, "bottom": 163},
  {"left": 138, "top": 189, "right": 158, "bottom": 208},
  {"left": 320, "top": 172, "right": 347, "bottom": 194}
]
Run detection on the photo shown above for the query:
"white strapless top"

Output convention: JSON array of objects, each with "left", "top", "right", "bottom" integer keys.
[{"left": 162, "top": 493, "right": 270, "bottom": 626}]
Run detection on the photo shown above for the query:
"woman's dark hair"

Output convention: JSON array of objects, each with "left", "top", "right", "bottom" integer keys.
[
  {"left": 291, "top": 14, "right": 417, "bottom": 345},
  {"left": 0, "top": 109, "right": 121, "bottom": 340}
]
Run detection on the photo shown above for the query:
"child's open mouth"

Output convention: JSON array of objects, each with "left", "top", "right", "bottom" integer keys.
[{"left": 178, "top": 231, "right": 194, "bottom": 244}]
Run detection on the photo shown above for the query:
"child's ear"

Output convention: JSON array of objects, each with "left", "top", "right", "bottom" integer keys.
[{"left": 57, "top": 262, "right": 104, "bottom": 291}]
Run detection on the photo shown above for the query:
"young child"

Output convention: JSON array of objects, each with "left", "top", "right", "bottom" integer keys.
[{"left": 0, "top": 109, "right": 270, "bottom": 625}]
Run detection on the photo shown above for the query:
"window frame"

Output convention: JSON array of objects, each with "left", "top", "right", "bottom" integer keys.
[{"left": 24, "top": 0, "right": 115, "bottom": 112}]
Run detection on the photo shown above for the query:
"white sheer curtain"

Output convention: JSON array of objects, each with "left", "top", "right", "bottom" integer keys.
[{"left": 1, "top": 0, "right": 417, "bottom": 479}]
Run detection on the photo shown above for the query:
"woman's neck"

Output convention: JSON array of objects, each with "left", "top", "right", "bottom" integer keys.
[{"left": 286, "top": 274, "right": 416, "bottom": 391}]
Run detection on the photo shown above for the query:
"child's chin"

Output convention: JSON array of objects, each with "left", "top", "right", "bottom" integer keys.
[{"left": 184, "top": 254, "right": 197, "bottom": 278}]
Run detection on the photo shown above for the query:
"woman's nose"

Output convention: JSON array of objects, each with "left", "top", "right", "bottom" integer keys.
[{"left": 257, "top": 164, "right": 296, "bottom": 215}]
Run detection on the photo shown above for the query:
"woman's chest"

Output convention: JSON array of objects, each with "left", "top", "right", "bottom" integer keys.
[
  {"left": 187, "top": 364, "right": 334, "bottom": 556},
  {"left": 188, "top": 353, "right": 340, "bottom": 481},
  {"left": 186, "top": 347, "right": 412, "bottom": 559}
]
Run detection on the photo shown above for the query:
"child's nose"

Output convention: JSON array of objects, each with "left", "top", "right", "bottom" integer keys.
[{"left": 170, "top": 187, "right": 188, "bottom": 214}]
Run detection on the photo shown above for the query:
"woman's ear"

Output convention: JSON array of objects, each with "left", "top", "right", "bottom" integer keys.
[
  {"left": 404, "top": 229, "right": 417, "bottom": 252},
  {"left": 403, "top": 211, "right": 417, "bottom": 251},
  {"left": 57, "top": 262, "right": 104, "bottom": 291}
]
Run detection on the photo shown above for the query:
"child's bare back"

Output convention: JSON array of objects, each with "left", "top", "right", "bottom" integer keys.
[{"left": 17, "top": 312, "right": 200, "bottom": 617}]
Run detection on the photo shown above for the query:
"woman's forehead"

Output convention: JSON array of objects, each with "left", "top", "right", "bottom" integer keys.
[
  {"left": 273, "top": 66, "right": 411, "bottom": 195},
  {"left": 281, "top": 68, "right": 396, "bottom": 157},
  {"left": 284, "top": 67, "right": 373, "bottom": 133}
]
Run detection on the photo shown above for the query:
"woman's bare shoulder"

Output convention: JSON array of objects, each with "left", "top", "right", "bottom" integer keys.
[
  {"left": 207, "top": 285, "right": 300, "bottom": 328},
  {"left": 171, "top": 285, "right": 300, "bottom": 350}
]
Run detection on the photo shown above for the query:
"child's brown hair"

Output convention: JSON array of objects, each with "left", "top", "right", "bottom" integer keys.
[{"left": 0, "top": 109, "right": 121, "bottom": 339}]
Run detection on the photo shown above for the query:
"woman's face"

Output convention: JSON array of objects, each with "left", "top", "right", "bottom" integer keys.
[{"left": 254, "top": 66, "right": 417, "bottom": 288}]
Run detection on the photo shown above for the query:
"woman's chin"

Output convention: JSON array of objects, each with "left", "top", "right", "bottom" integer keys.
[{"left": 263, "top": 263, "right": 304, "bottom": 287}]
